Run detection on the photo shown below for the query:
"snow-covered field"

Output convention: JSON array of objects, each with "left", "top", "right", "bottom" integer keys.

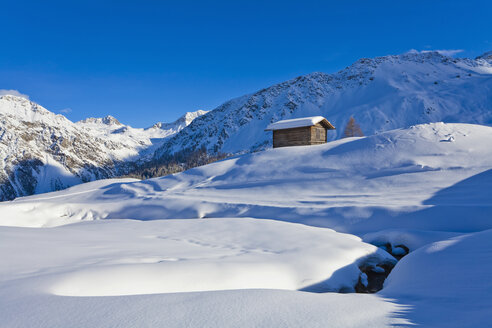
[
  {"left": 1, "top": 122, "right": 492, "bottom": 327},
  {"left": 3, "top": 122, "right": 491, "bottom": 233},
  {"left": 0, "top": 219, "right": 407, "bottom": 327}
]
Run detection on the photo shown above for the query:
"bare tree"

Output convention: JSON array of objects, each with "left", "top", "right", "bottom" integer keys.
[{"left": 343, "top": 116, "right": 364, "bottom": 138}]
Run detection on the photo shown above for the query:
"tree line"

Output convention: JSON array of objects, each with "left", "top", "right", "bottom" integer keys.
[{"left": 122, "top": 146, "right": 229, "bottom": 180}]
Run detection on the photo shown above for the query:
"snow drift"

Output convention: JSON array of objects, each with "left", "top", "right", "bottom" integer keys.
[
  {"left": 381, "top": 229, "right": 492, "bottom": 327},
  {"left": 0, "top": 219, "right": 406, "bottom": 327}
]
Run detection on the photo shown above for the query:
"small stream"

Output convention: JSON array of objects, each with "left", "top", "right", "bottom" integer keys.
[{"left": 356, "top": 243, "right": 410, "bottom": 293}]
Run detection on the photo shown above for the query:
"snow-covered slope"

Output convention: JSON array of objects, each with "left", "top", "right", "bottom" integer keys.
[
  {"left": 0, "top": 94, "right": 206, "bottom": 201},
  {"left": 3, "top": 123, "right": 491, "bottom": 234},
  {"left": 381, "top": 229, "right": 492, "bottom": 327},
  {"left": 0, "top": 219, "right": 394, "bottom": 296},
  {"left": 156, "top": 51, "right": 492, "bottom": 156},
  {"left": 0, "top": 220, "right": 406, "bottom": 327}
]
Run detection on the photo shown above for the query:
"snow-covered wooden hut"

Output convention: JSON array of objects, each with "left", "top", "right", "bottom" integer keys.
[{"left": 265, "top": 116, "right": 335, "bottom": 148}]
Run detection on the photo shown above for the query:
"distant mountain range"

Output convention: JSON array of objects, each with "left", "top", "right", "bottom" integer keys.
[
  {"left": 0, "top": 94, "right": 207, "bottom": 200},
  {"left": 1, "top": 50, "right": 491, "bottom": 200}
]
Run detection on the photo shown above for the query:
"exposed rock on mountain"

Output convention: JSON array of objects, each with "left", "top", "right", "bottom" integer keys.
[
  {"left": 0, "top": 95, "right": 205, "bottom": 200},
  {"left": 155, "top": 51, "right": 492, "bottom": 158},
  {"left": 145, "top": 110, "right": 208, "bottom": 138},
  {"left": 78, "top": 115, "right": 122, "bottom": 126},
  {"left": 476, "top": 50, "right": 492, "bottom": 60}
]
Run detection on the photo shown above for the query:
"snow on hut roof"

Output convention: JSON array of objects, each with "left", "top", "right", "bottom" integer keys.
[{"left": 265, "top": 116, "right": 335, "bottom": 131}]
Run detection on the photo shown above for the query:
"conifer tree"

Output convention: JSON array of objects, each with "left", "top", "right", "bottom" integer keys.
[{"left": 343, "top": 116, "right": 364, "bottom": 138}]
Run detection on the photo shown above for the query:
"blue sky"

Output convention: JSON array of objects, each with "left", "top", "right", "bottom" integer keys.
[{"left": 0, "top": 0, "right": 490, "bottom": 127}]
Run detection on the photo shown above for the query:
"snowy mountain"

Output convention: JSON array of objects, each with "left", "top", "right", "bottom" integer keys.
[
  {"left": 476, "top": 50, "right": 492, "bottom": 60},
  {"left": 155, "top": 51, "right": 492, "bottom": 157},
  {"left": 0, "top": 95, "right": 206, "bottom": 200},
  {"left": 2, "top": 50, "right": 492, "bottom": 200},
  {"left": 78, "top": 115, "right": 123, "bottom": 126},
  {"left": 148, "top": 110, "right": 208, "bottom": 132}
]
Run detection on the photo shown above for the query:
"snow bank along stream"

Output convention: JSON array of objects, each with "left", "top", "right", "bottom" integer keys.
[{"left": 1, "top": 219, "right": 395, "bottom": 297}]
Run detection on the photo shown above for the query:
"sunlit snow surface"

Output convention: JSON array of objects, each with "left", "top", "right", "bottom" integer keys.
[
  {"left": 3, "top": 123, "right": 491, "bottom": 232},
  {"left": 0, "top": 219, "right": 408, "bottom": 327},
  {"left": 1, "top": 123, "right": 492, "bottom": 327}
]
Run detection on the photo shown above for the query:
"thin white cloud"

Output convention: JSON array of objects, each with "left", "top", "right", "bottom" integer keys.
[
  {"left": 432, "top": 49, "right": 464, "bottom": 57},
  {"left": 0, "top": 89, "right": 30, "bottom": 99},
  {"left": 59, "top": 108, "right": 72, "bottom": 114},
  {"left": 408, "top": 49, "right": 464, "bottom": 57}
]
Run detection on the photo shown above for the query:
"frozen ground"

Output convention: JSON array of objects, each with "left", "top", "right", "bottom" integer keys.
[{"left": 1, "top": 123, "right": 492, "bottom": 327}]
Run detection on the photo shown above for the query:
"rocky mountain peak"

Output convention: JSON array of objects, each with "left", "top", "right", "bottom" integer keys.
[
  {"left": 78, "top": 115, "right": 122, "bottom": 126},
  {"left": 0, "top": 94, "right": 45, "bottom": 113},
  {"left": 182, "top": 110, "right": 209, "bottom": 125},
  {"left": 101, "top": 115, "right": 121, "bottom": 125},
  {"left": 0, "top": 94, "right": 69, "bottom": 125},
  {"left": 148, "top": 110, "right": 208, "bottom": 130},
  {"left": 476, "top": 50, "right": 492, "bottom": 61}
]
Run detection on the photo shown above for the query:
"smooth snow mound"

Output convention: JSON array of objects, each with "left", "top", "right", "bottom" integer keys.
[
  {"left": 0, "top": 219, "right": 393, "bottom": 296},
  {"left": 0, "top": 288, "right": 407, "bottom": 328},
  {"left": 0, "top": 218, "right": 409, "bottom": 327},
  {"left": 382, "top": 229, "right": 492, "bottom": 327}
]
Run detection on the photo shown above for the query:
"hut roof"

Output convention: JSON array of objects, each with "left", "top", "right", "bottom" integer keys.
[{"left": 265, "top": 116, "right": 335, "bottom": 131}]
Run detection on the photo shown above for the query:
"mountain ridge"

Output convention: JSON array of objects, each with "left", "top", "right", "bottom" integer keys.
[
  {"left": 0, "top": 95, "right": 207, "bottom": 200},
  {"left": 154, "top": 50, "right": 492, "bottom": 158},
  {"left": 1, "top": 50, "right": 492, "bottom": 200}
]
